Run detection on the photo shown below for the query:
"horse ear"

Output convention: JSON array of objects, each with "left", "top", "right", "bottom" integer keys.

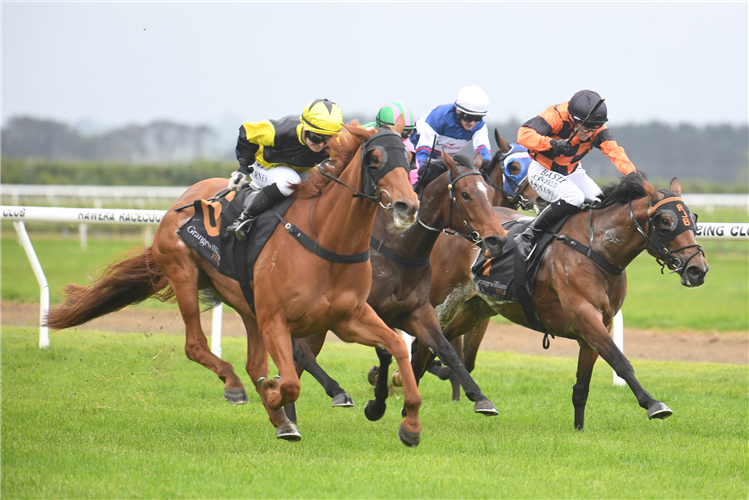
[
  {"left": 393, "top": 114, "right": 405, "bottom": 135},
  {"left": 473, "top": 153, "right": 483, "bottom": 169},
  {"left": 669, "top": 177, "right": 682, "bottom": 196},
  {"left": 495, "top": 129, "right": 511, "bottom": 154},
  {"left": 443, "top": 151, "right": 456, "bottom": 171}
]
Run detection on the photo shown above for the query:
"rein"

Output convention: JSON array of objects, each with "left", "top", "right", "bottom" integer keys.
[{"left": 316, "top": 159, "right": 393, "bottom": 210}]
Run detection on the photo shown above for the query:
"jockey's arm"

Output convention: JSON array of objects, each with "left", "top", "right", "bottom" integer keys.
[
  {"left": 596, "top": 133, "right": 637, "bottom": 175},
  {"left": 235, "top": 120, "right": 276, "bottom": 174},
  {"left": 471, "top": 123, "right": 493, "bottom": 161},
  {"left": 414, "top": 120, "right": 439, "bottom": 165}
]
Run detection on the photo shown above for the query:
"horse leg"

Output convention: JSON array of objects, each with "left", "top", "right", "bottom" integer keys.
[
  {"left": 402, "top": 306, "right": 497, "bottom": 416},
  {"left": 572, "top": 342, "right": 599, "bottom": 431},
  {"left": 450, "top": 318, "right": 490, "bottom": 401},
  {"left": 157, "top": 258, "right": 246, "bottom": 403},
  {"left": 335, "top": 306, "right": 421, "bottom": 447},
  {"left": 576, "top": 307, "right": 672, "bottom": 422},
  {"left": 364, "top": 347, "right": 393, "bottom": 422},
  {"left": 243, "top": 316, "right": 300, "bottom": 441},
  {"left": 284, "top": 334, "right": 354, "bottom": 423}
]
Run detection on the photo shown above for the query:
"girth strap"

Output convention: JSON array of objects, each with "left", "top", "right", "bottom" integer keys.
[
  {"left": 553, "top": 234, "right": 624, "bottom": 276},
  {"left": 272, "top": 210, "right": 370, "bottom": 264},
  {"left": 370, "top": 236, "right": 430, "bottom": 268}
]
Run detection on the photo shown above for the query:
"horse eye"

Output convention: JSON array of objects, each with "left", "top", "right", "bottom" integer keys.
[
  {"left": 508, "top": 162, "right": 520, "bottom": 175},
  {"left": 460, "top": 192, "right": 471, "bottom": 202}
]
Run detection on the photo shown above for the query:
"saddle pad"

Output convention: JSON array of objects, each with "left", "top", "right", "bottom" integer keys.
[
  {"left": 471, "top": 215, "right": 571, "bottom": 303},
  {"left": 176, "top": 185, "right": 294, "bottom": 309}
]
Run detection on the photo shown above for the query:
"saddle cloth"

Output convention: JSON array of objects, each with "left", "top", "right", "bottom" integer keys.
[
  {"left": 470, "top": 215, "right": 571, "bottom": 333},
  {"left": 176, "top": 184, "right": 294, "bottom": 312}
]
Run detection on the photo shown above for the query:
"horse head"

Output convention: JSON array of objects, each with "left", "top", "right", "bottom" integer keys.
[
  {"left": 331, "top": 116, "right": 419, "bottom": 230},
  {"left": 639, "top": 177, "right": 709, "bottom": 287},
  {"left": 482, "top": 129, "right": 545, "bottom": 213},
  {"left": 437, "top": 152, "right": 506, "bottom": 257}
]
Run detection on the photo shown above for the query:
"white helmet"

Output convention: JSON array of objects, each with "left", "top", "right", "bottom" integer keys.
[{"left": 455, "top": 85, "right": 489, "bottom": 116}]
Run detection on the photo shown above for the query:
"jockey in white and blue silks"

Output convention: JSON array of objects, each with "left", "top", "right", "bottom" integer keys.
[{"left": 410, "top": 86, "right": 492, "bottom": 186}]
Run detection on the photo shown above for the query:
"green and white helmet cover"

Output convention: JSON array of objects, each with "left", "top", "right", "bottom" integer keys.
[{"left": 374, "top": 101, "right": 416, "bottom": 130}]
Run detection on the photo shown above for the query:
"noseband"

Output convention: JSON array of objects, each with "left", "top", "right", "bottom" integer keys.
[
  {"left": 417, "top": 169, "right": 484, "bottom": 245},
  {"left": 628, "top": 192, "right": 705, "bottom": 274}
]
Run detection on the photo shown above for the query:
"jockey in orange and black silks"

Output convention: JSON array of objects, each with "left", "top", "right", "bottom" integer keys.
[{"left": 513, "top": 90, "right": 638, "bottom": 261}]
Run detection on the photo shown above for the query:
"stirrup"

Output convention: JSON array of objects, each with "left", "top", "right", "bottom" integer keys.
[
  {"left": 523, "top": 244, "right": 537, "bottom": 262},
  {"left": 230, "top": 217, "right": 252, "bottom": 241}
]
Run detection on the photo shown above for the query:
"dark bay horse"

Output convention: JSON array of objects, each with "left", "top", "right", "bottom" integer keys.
[
  {"left": 424, "top": 173, "right": 708, "bottom": 430},
  {"left": 46, "top": 121, "right": 426, "bottom": 446},
  {"left": 287, "top": 151, "right": 508, "bottom": 422}
]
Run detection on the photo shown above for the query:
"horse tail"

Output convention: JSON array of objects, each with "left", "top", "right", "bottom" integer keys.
[{"left": 44, "top": 246, "right": 175, "bottom": 330}]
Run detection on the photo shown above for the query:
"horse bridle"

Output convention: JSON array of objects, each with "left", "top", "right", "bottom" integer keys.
[
  {"left": 316, "top": 128, "right": 410, "bottom": 211},
  {"left": 481, "top": 151, "right": 534, "bottom": 211},
  {"left": 628, "top": 191, "right": 705, "bottom": 274},
  {"left": 417, "top": 169, "right": 484, "bottom": 245}
]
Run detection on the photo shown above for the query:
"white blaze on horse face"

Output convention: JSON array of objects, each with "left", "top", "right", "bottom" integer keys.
[{"left": 476, "top": 182, "right": 490, "bottom": 198}]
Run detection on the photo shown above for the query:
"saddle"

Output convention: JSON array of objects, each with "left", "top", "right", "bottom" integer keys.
[{"left": 176, "top": 184, "right": 294, "bottom": 313}]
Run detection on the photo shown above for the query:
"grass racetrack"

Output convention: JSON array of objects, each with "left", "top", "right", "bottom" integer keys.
[{"left": 2, "top": 326, "right": 747, "bottom": 499}]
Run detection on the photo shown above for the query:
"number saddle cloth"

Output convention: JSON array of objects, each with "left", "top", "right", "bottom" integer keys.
[{"left": 176, "top": 184, "right": 294, "bottom": 313}]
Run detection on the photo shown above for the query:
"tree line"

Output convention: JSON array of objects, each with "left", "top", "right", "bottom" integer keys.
[{"left": 2, "top": 115, "right": 747, "bottom": 186}]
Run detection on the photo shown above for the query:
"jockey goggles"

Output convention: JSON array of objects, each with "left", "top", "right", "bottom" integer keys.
[
  {"left": 305, "top": 130, "right": 332, "bottom": 144},
  {"left": 458, "top": 111, "right": 484, "bottom": 123}
]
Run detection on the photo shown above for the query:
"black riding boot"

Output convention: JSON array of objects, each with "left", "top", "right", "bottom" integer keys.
[
  {"left": 227, "top": 184, "right": 286, "bottom": 241},
  {"left": 514, "top": 200, "right": 577, "bottom": 261}
]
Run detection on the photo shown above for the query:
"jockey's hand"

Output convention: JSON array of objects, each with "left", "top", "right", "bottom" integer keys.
[
  {"left": 549, "top": 139, "right": 572, "bottom": 156},
  {"left": 227, "top": 171, "right": 246, "bottom": 191}
]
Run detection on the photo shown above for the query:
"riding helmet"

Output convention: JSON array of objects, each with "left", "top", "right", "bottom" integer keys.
[
  {"left": 301, "top": 99, "right": 344, "bottom": 135},
  {"left": 568, "top": 90, "right": 608, "bottom": 126},
  {"left": 454, "top": 85, "right": 490, "bottom": 116},
  {"left": 375, "top": 101, "right": 417, "bottom": 131}
]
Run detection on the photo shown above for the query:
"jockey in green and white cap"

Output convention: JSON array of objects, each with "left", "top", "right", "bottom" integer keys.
[{"left": 364, "top": 101, "right": 419, "bottom": 183}]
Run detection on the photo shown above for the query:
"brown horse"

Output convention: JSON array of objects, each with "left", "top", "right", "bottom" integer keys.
[
  {"left": 424, "top": 173, "right": 708, "bottom": 430},
  {"left": 45, "top": 121, "right": 426, "bottom": 446},
  {"left": 287, "top": 151, "right": 508, "bottom": 422}
]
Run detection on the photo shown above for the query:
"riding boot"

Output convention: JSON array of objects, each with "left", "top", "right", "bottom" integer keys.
[
  {"left": 514, "top": 200, "right": 577, "bottom": 261},
  {"left": 227, "top": 184, "right": 286, "bottom": 241}
]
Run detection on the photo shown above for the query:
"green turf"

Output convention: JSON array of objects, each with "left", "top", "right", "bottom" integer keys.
[{"left": 2, "top": 326, "right": 747, "bottom": 499}]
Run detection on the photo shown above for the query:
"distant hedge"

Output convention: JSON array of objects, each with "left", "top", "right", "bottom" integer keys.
[{"left": 1, "top": 158, "right": 235, "bottom": 186}]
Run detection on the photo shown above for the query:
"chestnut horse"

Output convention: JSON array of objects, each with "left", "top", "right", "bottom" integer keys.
[
  {"left": 46, "top": 121, "right": 426, "bottom": 446},
  {"left": 424, "top": 173, "right": 708, "bottom": 430},
  {"left": 287, "top": 151, "right": 508, "bottom": 422}
]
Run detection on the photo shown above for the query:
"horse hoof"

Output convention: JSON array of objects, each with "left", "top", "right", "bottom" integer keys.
[
  {"left": 392, "top": 370, "right": 403, "bottom": 387},
  {"left": 331, "top": 393, "right": 354, "bottom": 407},
  {"left": 398, "top": 423, "right": 420, "bottom": 448},
  {"left": 364, "top": 400, "right": 386, "bottom": 421},
  {"left": 437, "top": 366, "right": 451, "bottom": 380},
  {"left": 223, "top": 387, "right": 248, "bottom": 405},
  {"left": 474, "top": 400, "right": 499, "bottom": 416},
  {"left": 367, "top": 366, "right": 379, "bottom": 386},
  {"left": 276, "top": 422, "right": 302, "bottom": 441},
  {"left": 647, "top": 401, "right": 673, "bottom": 420}
]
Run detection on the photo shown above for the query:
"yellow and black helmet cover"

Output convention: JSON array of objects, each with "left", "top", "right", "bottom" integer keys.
[{"left": 301, "top": 98, "right": 344, "bottom": 135}]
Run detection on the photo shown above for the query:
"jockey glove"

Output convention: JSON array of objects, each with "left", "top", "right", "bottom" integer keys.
[{"left": 549, "top": 139, "right": 572, "bottom": 156}]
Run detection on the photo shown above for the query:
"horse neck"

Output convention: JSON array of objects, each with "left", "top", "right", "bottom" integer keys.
[
  {"left": 589, "top": 198, "right": 650, "bottom": 269},
  {"left": 308, "top": 155, "right": 377, "bottom": 255}
]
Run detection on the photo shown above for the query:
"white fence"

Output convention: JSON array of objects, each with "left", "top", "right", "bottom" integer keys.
[{"left": 3, "top": 204, "right": 747, "bottom": 386}]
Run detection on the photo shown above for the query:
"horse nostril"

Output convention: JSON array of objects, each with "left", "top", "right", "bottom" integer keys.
[
  {"left": 483, "top": 236, "right": 505, "bottom": 257},
  {"left": 394, "top": 201, "right": 416, "bottom": 219}
]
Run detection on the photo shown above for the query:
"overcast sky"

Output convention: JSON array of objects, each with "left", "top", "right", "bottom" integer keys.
[{"left": 3, "top": 1, "right": 748, "bottom": 137}]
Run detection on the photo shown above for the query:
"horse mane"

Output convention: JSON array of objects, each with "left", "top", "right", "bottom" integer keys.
[
  {"left": 592, "top": 171, "right": 649, "bottom": 209},
  {"left": 291, "top": 120, "right": 374, "bottom": 200}
]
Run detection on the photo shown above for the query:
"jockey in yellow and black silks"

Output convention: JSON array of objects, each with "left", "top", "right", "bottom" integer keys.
[
  {"left": 226, "top": 98, "right": 344, "bottom": 240},
  {"left": 514, "top": 90, "right": 637, "bottom": 260}
]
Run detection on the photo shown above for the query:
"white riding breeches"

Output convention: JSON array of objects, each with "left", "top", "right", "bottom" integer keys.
[
  {"left": 249, "top": 163, "right": 310, "bottom": 197},
  {"left": 527, "top": 161, "right": 603, "bottom": 208}
]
